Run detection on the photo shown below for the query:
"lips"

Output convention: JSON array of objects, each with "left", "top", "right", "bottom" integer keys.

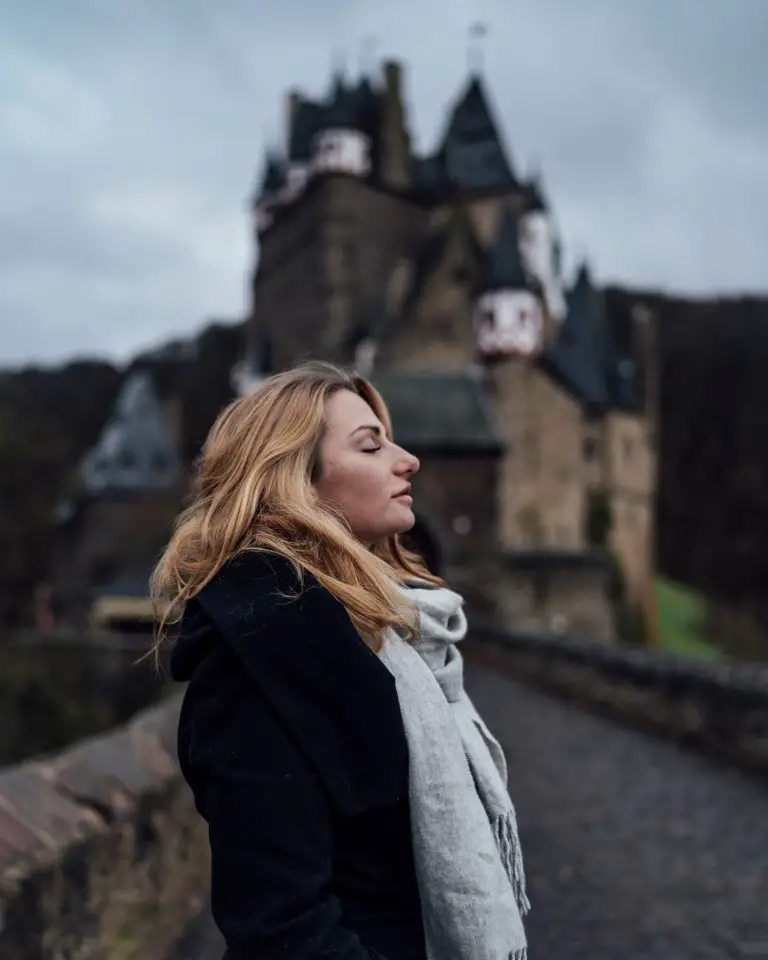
[{"left": 393, "top": 484, "right": 412, "bottom": 499}]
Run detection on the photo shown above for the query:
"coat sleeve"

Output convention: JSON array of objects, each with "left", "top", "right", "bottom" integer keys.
[{"left": 181, "top": 654, "right": 388, "bottom": 960}]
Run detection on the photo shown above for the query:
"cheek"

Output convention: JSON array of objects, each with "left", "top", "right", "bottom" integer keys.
[{"left": 321, "top": 459, "right": 386, "bottom": 514}]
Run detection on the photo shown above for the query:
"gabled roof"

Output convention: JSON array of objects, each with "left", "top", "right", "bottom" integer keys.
[
  {"left": 437, "top": 74, "right": 518, "bottom": 194},
  {"left": 373, "top": 371, "right": 504, "bottom": 453},
  {"left": 482, "top": 205, "right": 535, "bottom": 293}
]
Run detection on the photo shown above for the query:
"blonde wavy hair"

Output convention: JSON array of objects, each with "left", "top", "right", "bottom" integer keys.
[{"left": 150, "top": 360, "right": 441, "bottom": 658}]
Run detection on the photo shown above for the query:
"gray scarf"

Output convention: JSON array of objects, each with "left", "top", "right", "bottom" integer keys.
[{"left": 378, "top": 581, "right": 529, "bottom": 960}]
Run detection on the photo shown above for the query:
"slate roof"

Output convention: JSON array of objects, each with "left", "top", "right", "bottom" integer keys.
[
  {"left": 324, "top": 74, "right": 363, "bottom": 129},
  {"left": 372, "top": 371, "right": 504, "bottom": 452},
  {"left": 288, "top": 98, "right": 325, "bottom": 161},
  {"left": 436, "top": 75, "right": 518, "bottom": 195},
  {"left": 539, "top": 263, "right": 644, "bottom": 413},
  {"left": 482, "top": 204, "right": 535, "bottom": 293},
  {"left": 79, "top": 371, "right": 181, "bottom": 495}
]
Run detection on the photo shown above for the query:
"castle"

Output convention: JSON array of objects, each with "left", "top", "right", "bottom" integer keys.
[
  {"left": 48, "top": 57, "right": 656, "bottom": 640},
  {"left": 233, "top": 58, "right": 657, "bottom": 635}
]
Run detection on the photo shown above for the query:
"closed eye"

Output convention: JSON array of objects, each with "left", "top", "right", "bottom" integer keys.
[{"left": 362, "top": 445, "right": 381, "bottom": 454}]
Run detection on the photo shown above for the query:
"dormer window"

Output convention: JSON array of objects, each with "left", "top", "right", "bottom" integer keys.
[{"left": 474, "top": 290, "right": 543, "bottom": 358}]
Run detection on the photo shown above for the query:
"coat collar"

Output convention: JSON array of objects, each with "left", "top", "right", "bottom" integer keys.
[{"left": 193, "top": 551, "right": 408, "bottom": 817}]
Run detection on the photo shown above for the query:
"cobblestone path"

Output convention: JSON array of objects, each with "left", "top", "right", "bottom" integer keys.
[
  {"left": 178, "top": 661, "right": 768, "bottom": 959},
  {"left": 465, "top": 662, "right": 768, "bottom": 959}
]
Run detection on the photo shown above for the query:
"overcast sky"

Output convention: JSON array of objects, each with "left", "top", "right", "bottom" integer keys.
[{"left": 2, "top": 0, "right": 767, "bottom": 367}]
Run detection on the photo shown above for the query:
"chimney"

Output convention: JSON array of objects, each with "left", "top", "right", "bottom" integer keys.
[
  {"left": 380, "top": 60, "right": 411, "bottom": 188},
  {"left": 383, "top": 59, "right": 402, "bottom": 104}
]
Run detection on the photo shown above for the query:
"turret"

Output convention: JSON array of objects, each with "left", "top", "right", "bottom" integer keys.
[
  {"left": 519, "top": 175, "right": 567, "bottom": 323},
  {"left": 312, "top": 75, "right": 372, "bottom": 178},
  {"left": 473, "top": 205, "right": 544, "bottom": 359}
]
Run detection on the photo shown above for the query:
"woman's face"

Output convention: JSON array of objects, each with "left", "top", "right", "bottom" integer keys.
[{"left": 313, "top": 389, "right": 420, "bottom": 544}]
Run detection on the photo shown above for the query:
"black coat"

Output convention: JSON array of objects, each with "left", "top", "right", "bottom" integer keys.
[{"left": 171, "top": 551, "right": 427, "bottom": 960}]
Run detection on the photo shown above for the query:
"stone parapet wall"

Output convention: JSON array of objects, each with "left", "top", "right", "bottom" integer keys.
[
  {"left": 467, "top": 629, "right": 768, "bottom": 777},
  {"left": 0, "top": 693, "right": 209, "bottom": 960}
]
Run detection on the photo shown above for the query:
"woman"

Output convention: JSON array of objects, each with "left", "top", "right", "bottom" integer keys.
[{"left": 152, "top": 361, "right": 529, "bottom": 960}]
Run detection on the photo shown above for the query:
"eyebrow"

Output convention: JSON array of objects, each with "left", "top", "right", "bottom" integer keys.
[{"left": 349, "top": 424, "right": 382, "bottom": 439}]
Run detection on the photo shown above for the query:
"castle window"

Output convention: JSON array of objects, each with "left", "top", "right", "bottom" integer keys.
[
  {"left": 583, "top": 437, "right": 598, "bottom": 462},
  {"left": 623, "top": 437, "right": 633, "bottom": 461},
  {"left": 119, "top": 451, "right": 136, "bottom": 470}
]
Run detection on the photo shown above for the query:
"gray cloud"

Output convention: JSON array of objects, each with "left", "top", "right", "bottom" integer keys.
[{"left": 1, "top": 0, "right": 767, "bottom": 365}]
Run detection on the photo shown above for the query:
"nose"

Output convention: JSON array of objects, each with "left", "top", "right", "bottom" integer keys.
[{"left": 395, "top": 447, "right": 420, "bottom": 478}]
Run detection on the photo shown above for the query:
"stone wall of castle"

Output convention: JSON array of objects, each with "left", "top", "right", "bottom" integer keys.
[
  {"left": 603, "top": 410, "right": 655, "bottom": 606},
  {"left": 256, "top": 177, "right": 426, "bottom": 370},
  {"left": 488, "top": 360, "right": 585, "bottom": 551}
]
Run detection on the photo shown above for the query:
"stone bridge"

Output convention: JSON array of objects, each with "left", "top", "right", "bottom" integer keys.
[{"left": 1, "top": 631, "right": 767, "bottom": 960}]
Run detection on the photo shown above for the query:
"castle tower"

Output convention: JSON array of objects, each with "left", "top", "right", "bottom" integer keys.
[
  {"left": 474, "top": 204, "right": 546, "bottom": 361},
  {"left": 247, "top": 60, "right": 426, "bottom": 374}
]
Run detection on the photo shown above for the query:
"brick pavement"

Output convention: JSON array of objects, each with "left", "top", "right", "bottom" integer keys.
[
  {"left": 176, "top": 662, "right": 768, "bottom": 960},
  {"left": 465, "top": 662, "right": 768, "bottom": 960}
]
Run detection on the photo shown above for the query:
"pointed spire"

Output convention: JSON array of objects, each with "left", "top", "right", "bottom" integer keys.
[
  {"left": 570, "top": 259, "right": 594, "bottom": 301},
  {"left": 440, "top": 72, "right": 518, "bottom": 192},
  {"left": 483, "top": 205, "right": 533, "bottom": 292}
]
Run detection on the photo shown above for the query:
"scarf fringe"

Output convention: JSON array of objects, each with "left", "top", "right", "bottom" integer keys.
[{"left": 492, "top": 811, "right": 531, "bottom": 917}]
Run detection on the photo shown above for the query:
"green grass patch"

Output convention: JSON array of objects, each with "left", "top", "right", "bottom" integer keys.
[{"left": 654, "top": 578, "right": 722, "bottom": 660}]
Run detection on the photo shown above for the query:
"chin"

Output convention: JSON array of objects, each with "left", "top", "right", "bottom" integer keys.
[{"left": 392, "top": 506, "right": 416, "bottom": 535}]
